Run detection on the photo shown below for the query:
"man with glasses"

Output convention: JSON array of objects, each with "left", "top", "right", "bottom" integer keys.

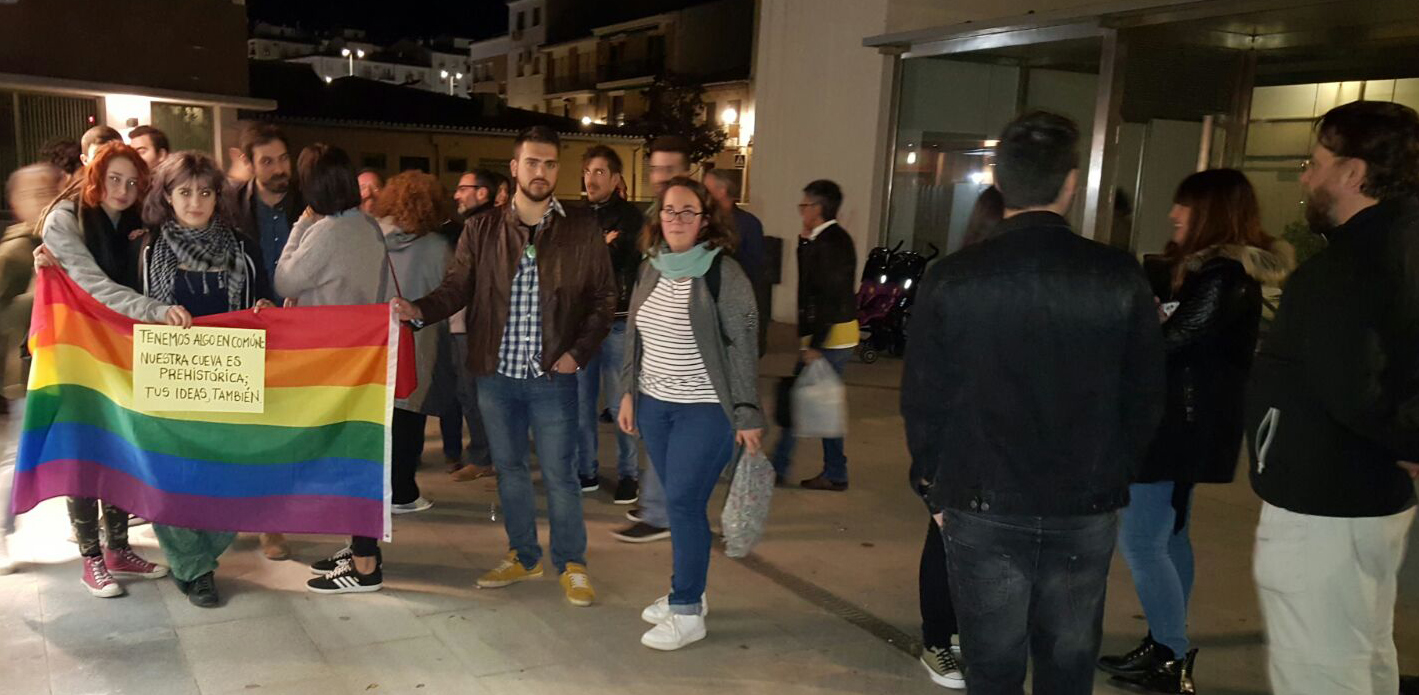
[
  {"left": 769, "top": 179, "right": 858, "bottom": 492},
  {"left": 576, "top": 146, "right": 645, "bottom": 503},
  {"left": 445, "top": 168, "right": 503, "bottom": 483},
  {"left": 454, "top": 169, "right": 499, "bottom": 217}
]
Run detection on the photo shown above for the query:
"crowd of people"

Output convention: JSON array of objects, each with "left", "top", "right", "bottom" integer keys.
[{"left": 0, "top": 97, "right": 1417, "bottom": 691}]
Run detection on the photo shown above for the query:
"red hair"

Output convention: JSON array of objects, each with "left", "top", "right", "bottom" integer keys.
[{"left": 81, "top": 143, "right": 150, "bottom": 209}]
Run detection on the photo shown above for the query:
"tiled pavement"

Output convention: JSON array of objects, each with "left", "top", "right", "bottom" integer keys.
[{"left": 3, "top": 327, "right": 1417, "bottom": 694}]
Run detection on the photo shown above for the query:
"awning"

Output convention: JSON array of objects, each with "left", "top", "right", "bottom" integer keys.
[{"left": 0, "top": 71, "right": 276, "bottom": 111}]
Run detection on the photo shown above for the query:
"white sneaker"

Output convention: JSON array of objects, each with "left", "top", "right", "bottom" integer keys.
[
  {"left": 391, "top": 497, "right": 433, "bottom": 515},
  {"left": 640, "top": 613, "right": 706, "bottom": 651},
  {"left": 0, "top": 535, "right": 14, "bottom": 576},
  {"left": 641, "top": 594, "right": 707, "bottom": 624}
]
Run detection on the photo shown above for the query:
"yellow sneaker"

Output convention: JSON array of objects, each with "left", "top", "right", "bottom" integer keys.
[
  {"left": 560, "top": 563, "right": 595, "bottom": 607},
  {"left": 477, "top": 551, "right": 544, "bottom": 588}
]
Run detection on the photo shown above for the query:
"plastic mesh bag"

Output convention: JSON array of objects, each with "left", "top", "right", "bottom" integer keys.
[{"left": 721, "top": 449, "right": 774, "bottom": 558}]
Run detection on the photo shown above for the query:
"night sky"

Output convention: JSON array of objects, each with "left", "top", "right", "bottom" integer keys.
[{"left": 246, "top": 0, "right": 510, "bottom": 42}]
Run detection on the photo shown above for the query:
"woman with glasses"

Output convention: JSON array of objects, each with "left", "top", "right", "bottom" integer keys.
[
  {"left": 617, "top": 176, "right": 762, "bottom": 650},
  {"left": 35, "top": 143, "right": 177, "bottom": 597}
]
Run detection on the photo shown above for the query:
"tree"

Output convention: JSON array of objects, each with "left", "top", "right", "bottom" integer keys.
[{"left": 635, "top": 76, "right": 728, "bottom": 169}]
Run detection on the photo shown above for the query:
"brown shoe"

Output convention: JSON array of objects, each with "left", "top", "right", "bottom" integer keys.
[
  {"left": 800, "top": 475, "right": 848, "bottom": 492},
  {"left": 451, "top": 464, "right": 495, "bottom": 482},
  {"left": 260, "top": 533, "right": 291, "bottom": 561}
]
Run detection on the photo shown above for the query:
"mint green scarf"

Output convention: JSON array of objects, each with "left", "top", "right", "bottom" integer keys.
[{"left": 648, "top": 242, "right": 721, "bottom": 279}]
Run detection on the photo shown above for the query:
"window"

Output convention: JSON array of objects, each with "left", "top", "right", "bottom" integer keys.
[
  {"left": 446, "top": 157, "right": 468, "bottom": 174},
  {"left": 612, "top": 95, "right": 625, "bottom": 122},
  {"left": 362, "top": 153, "right": 388, "bottom": 171},
  {"left": 150, "top": 102, "right": 213, "bottom": 154},
  {"left": 399, "top": 156, "right": 431, "bottom": 173},
  {"left": 517, "top": 12, "right": 525, "bottom": 32},
  {"left": 703, "top": 101, "right": 717, "bottom": 126},
  {"left": 533, "top": 56, "right": 540, "bottom": 75},
  {"left": 533, "top": 7, "right": 541, "bottom": 26}
]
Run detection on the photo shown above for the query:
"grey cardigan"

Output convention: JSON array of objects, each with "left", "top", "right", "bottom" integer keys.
[
  {"left": 274, "top": 208, "right": 388, "bottom": 308},
  {"left": 620, "top": 255, "right": 764, "bottom": 431},
  {"left": 41, "top": 200, "right": 170, "bottom": 323},
  {"left": 380, "top": 218, "right": 452, "bottom": 414}
]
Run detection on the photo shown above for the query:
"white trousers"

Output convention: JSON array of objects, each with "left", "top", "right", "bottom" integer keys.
[{"left": 1254, "top": 501, "right": 1415, "bottom": 695}]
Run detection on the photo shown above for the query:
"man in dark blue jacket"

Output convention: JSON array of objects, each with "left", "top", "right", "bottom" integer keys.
[
  {"left": 902, "top": 111, "right": 1166, "bottom": 695},
  {"left": 705, "top": 167, "right": 768, "bottom": 355}
]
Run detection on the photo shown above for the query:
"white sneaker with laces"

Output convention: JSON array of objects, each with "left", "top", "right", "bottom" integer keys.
[
  {"left": 640, "top": 613, "right": 706, "bottom": 651},
  {"left": 641, "top": 593, "right": 707, "bottom": 624},
  {"left": 391, "top": 497, "right": 433, "bottom": 515}
]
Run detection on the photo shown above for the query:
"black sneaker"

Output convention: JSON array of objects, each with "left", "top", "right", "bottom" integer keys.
[
  {"left": 310, "top": 546, "right": 353, "bottom": 575},
  {"left": 580, "top": 475, "right": 600, "bottom": 493},
  {"left": 1118, "top": 648, "right": 1196, "bottom": 694},
  {"left": 306, "top": 559, "right": 383, "bottom": 594},
  {"left": 625, "top": 507, "right": 644, "bottom": 523},
  {"left": 611, "top": 521, "right": 670, "bottom": 543},
  {"left": 614, "top": 478, "right": 639, "bottom": 505},
  {"left": 1099, "top": 634, "right": 1171, "bottom": 678},
  {"left": 188, "top": 572, "right": 220, "bottom": 608}
]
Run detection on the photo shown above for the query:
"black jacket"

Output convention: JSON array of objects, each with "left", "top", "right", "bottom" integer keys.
[
  {"left": 227, "top": 178, "right": 303, "bottom": 244},
  {"left": 903, "top": 212, "right": 1166, "bottom": 516},
  {"left": 1247, "top": 197, "right": 1419, "bottom": 518},
  {"left": 1139, "top": 244, "right": 1293, "bottom": 486},
  {"left": 593, "top": 195, "right": 644, "bottom": 317},
  {"left": 797, "top": 223, "right": 857, "bottom": 348}
]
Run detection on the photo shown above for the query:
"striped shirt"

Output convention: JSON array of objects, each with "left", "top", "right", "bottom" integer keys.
[
  {"left": 496, "top": 198, "right": 564, "bottom": 379},
  {"left": 636, "top": 276, "right": 718, "bottom": 403}
]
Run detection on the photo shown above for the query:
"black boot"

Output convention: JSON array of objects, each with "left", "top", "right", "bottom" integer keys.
[
  {"left": 187, "top": 572, "right": 220, "bottom": 608},
  {"left": 1125, "top": 648, "right": 1197, "bottom": 694},
  {"left": 1098, "top": 634, "right": 1173, "bottom": 678}
]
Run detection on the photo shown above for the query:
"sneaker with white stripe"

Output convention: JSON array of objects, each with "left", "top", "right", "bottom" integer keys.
[{"left": 305, "top": 558, "right": 383, "bottom": 594}]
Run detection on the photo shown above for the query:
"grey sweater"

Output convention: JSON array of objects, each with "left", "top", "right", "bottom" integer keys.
[
  {"left": 274, "top": 208, "right": 388, "bottom": 308},
  {"left": 620, "top": 256, "right": 764, "bottom": 431},
  {"left": 40, "top": 200, "right": 170, "bottom": 323}
]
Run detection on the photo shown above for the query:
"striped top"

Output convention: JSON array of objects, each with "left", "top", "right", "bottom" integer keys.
[{"left": 636, "top": 276, "right": 718, "bottom": 404}]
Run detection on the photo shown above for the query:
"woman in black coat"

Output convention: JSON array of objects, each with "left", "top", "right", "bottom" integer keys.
[{"left": 1099, "top": 169, "right": 1293, "bottom": 693}]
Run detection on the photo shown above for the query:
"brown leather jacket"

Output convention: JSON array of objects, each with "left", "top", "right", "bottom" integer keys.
[{"left": 414, "top": 201, "right": 616, "bottom": 377}]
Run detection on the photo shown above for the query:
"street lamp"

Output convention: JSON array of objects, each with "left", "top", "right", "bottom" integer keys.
[
  {"left": 341, "top": 47, "right": 365, "bottom": 76},
  {"left": 720, "top": 107, "right": 739, "bottom": 125},
  {"left": 580, "top": 116, "right": 592, "bottom": 126},
  {"left": 441, "top": 70, "right": 463, "bottom": 95}
]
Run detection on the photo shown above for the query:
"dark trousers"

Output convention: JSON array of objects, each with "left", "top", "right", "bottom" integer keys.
[
  {"left": 67, "top": 498, "right": 131, "bottom": 557},
  {"left": 351, "top": 407, "right": 426, "bottom": 558},
  {"left": 921, "top": 517, "right": 958, "bottom": 649},
  {"left": 945, "top": 509, "right": 1118, "bottom": 695}
]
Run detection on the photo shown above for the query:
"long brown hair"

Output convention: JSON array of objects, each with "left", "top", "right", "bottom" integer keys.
[
  {"left": 1167, "top": 168, "right": 1271, "bottom": 290},
  {"left": 640, "top": 176, "right": 737, "bottom": 255}
]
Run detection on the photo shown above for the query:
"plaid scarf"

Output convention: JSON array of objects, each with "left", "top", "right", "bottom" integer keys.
[{"left": 148, "top": 218, "right": 247, "bottom": 313}]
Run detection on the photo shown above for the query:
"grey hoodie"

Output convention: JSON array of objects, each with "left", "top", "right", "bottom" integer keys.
[{"left": 380, "top": 218, "right": 452, "bottom": 414}]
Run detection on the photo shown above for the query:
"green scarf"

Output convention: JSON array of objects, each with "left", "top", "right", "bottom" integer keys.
[{"left": 648, "top": 242, "right": 720, "bottom": 280}]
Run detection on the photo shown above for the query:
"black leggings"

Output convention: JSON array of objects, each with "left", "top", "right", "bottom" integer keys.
[
  {"left": 920, "top": 517, "right": 959, "bottom": 649},
  {"left": 68, "top": 498, "right": 131, "bottom": 557},
  {"left": 351, "top": 408, "right": 427, "bottom": 559}
]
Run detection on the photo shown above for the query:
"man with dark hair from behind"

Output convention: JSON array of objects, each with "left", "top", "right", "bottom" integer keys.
[
  {"left": 704, "top": 167, "right": 768, "bottom": 355},
  {"left": 902, "top": 110, "right": 1165, "bottom": 694},
  {"left": 1246, "top": 100, "right": 1419, "bottom": 695},
  {"left": 394, "top": 125, "right": 616, "bottom": 608},
  {"left": 769, "top": 178, "right": 858, "bottom": 492},
  {"left": 79, "top": 126, "right": 122, "bottom": 166},
  {"left": 575, "top": 144, "right": 645, "bottom": 503},
  {"left": 128, "top": 125, "right": 170, "bottom": 170},
  {"left": 39, "top": 138, "right": 83, "bottom": 185}
]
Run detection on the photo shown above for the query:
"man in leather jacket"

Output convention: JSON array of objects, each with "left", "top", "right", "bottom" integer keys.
[{"left": 575, "top": 145, "right": 645, "bottom": 504}]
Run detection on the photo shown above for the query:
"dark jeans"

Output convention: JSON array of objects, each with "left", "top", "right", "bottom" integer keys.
[
  {"left": 441, "top": 334, "right": 491, "bottom": 467},
  {"left": 636, "top": 395, "right": 734, "bottom": 614},
  {"left": 771, "top": 347, "right": 851, "bottom": 482},
  {"left": 945, "top": 509, "right": 1118, "bottom": 695},
  {"left": 351, "top": 407, "right": 426, "bottom": 558},
  {"left": 576, "top": 319, "right": 639, "bottom": 481},
  {"left": 921, "top": 517, "right": 959, "bottom": 649},
  {"left": 68, "top": 498, "right": 131, "bottom": 557}
]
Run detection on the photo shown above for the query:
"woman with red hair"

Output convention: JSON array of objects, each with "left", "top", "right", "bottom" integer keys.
[{"left": 34, "top": 142, "right": 178, "bottom": 598}]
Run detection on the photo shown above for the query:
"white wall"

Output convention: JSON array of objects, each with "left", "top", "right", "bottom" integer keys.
[{"left": 751, "top": 0, "right": 895, "bottom": 322}]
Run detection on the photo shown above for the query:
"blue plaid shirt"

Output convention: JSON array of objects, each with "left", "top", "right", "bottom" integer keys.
[{"left": 496, "top": 198, "right": 565, "bottom": 379}]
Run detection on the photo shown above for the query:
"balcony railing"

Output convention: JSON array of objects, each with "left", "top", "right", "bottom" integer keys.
[
  {"left": 546, "top": 74, "right": 597, "bottom": 94},
  {"left": 599, "top": 59, "right": 663, "bottom": 84}
]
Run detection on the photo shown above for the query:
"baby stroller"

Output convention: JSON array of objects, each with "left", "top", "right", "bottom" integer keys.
[{"left": 856, "top": 242, "right": 938, "bottom": 364}]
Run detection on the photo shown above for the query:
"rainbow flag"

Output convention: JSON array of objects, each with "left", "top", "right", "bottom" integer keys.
[{"left": 14, "top": 269, "right": 395, "bottom": 539}]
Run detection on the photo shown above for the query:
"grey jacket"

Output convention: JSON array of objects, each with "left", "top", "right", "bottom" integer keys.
[
  {"left": 274, "top": 208, "right": 389, "bottom": 308},
  {"left": 620, "top": 255, "right": 764, "bottom": 431},
  {"left": 381, "top": 218, "right": 452, "bottom": 414},
  {"left": 40, "top": 200, "right": 170, "bottom": 323}
]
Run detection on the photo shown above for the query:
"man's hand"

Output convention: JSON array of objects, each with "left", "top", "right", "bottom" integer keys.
[
  {"left": 604, "top": 230, "right": 620, "bottom": 246},
  {"left": 391, "top": 297, "right": 422, "bottom": 322},
  {"left": 252, "top": 299, "right": 275, "bottom": 314},
  {"left": 802, "top": 348, "right": 823, "bottom": 364},
  {"left": 1398, "top": 461, "right": 1419, "bottom": 479},
  {"left": 283, "top": 297, "right": 299, "bottom": 308},
  {"left": 551, "top": 352, "right": 579, "bottom": 374}
]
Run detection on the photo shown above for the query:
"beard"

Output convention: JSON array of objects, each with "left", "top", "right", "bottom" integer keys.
[
  {"left": 519, "top": 179, "right": 552, "bottom": 203},
  {"left": 261, "top": 172, "right": 290, "bottom": 194},
  {"left": 1303, "top": 184, "right": 1337, "bottom": 235}
]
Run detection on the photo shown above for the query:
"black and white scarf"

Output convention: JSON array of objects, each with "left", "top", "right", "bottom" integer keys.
[{"left": 147, "top": 219, "right": 248, "bottom": 312}]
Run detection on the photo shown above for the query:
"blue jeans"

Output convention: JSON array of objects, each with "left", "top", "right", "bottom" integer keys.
[
  {"left": 771, "top": 347, "right": 851, "bottom": 482},
  {"left": 945, "top": 509, "right": 1118, "bottom": 695},
  {"left": 1118, "top": 481, "right": 1194, "bottom": 656},
  {"left": 636, "top": 395, "right": 734, "bottom": 614},
  {"left": 576, "top": 320, "right": 639, "bottom": 481},
  {"left": 477, "top": 372, "right": 586, "bottom": 572}
]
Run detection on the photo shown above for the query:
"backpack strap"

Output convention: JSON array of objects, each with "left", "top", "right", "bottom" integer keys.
[{"left": 706, "top": 252, "right": 725, "bottom": 303}]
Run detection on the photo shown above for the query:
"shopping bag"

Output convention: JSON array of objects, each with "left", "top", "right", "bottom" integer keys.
[
  {"left": 791, "top": 359, "right": 847, "bottom": 438},
  {"left": 394, "top": 322, "right": 417, "bottom": 398},
  {"left": 721, "top": 449, "right": 775, "bottom": 558}
]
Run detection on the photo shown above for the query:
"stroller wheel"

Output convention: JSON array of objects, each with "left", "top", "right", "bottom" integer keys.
[{"left": 858, "top": 347, "right": 879, "bottom": 364}]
